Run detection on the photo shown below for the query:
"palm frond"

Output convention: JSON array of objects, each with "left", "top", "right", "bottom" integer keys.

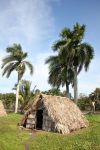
[
  {"left": 73, "top": 23, "right": 86, "bottom": 42},
  {"left": 45, "top": 55, "right": 59, "bottom": 64},
  {"left": 22, "top": 52, "right": 28, "bottom": 60},
  {"left": 2, "top": 55, "right": 16, "bottom": 68},
  {"left": 24, "top": 61, "right": 33, "bottom": 75},
  {"left": 60, "top": 28, "right": 72, "bottom": 39},
  {"left": 52, "top": 40, "right": 66, "bottom": 51},
  {"left": 80, "top": 42, "right": 94, "bottom": 71},
  {"left": 6, "top": 62, "right": 20, "bottom": 78},
  {"left": 2, "top": 63, "right": 15, "bottom": 77}
]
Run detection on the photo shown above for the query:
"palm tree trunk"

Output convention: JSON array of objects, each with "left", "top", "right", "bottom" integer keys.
[
  {"left": 15, "top": 74, "right": 20, "bottom": 113},
  {"left": 66, "top": 82, "right": 70, "bottom": 98},
  {"left": 74, "top": 67, "right": 78, "bottom": 103},
  {"left": 15, "top": 82, "right": 19, "bottom": 113}
]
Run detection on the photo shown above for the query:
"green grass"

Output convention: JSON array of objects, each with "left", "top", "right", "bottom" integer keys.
[{"left": 0, "top": 113, "right": 100, "bottom": 150}]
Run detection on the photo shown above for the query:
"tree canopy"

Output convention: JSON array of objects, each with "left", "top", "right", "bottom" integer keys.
[{"left": 46, "top": 23, "right": 94, "bottom": 102}]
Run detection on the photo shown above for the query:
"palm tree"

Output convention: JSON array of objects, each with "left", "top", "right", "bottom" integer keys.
[
  {"left": 1, "top": 44, "right": 33, "bottom": 113},
  {"left": 45, "top": 55, "right": 74, "bottom": 97},
  {"left": 19, "top": 80, "right": 32, "bottom": 112},
  {"left": 19, "top": 80, "right": 31, "bottom": 99},
  {"left": 52, "top": 23, "right": 94, "bottom": 103}
]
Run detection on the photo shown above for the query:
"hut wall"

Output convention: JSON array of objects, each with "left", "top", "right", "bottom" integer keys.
[
  {"left": 0, "top": 101, "right": 7, "bottom": 116},
  {"left": 26, "top": 111, "right": 36, "bottom": 129},
  {"left": 42, "top": 110, "right": 55, "bottom": 131},
  {"left": 25, "top": 106, "right": 55, "bottom": 131}
]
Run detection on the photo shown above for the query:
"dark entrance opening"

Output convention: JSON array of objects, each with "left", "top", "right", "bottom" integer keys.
[{"left": 36, "top": 110, "right": 43, "bottom": 129}]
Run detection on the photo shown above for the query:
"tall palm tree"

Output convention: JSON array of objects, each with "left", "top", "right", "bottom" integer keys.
[
  {"left": 45, "top": 55, "right": 74, "bottom": 97},
  {"left": 1, "top": 44, "right": 33, "bottom": 113},
  {"left": 52, "top": 23, "right": 94, "bottom": 103}
]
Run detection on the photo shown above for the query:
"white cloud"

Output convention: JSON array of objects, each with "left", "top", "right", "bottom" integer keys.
[
  {"left": 0, "top": 0, "right": 57, "bottom": 93},
  {"left": 0, "top": 0, "right": 55, "bottom": 45}
]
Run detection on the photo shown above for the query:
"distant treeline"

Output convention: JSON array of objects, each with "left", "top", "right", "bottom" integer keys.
[
  {"left": 0, "top": 93, "right": 15, "bottom": 111},
  {"left": 0, "top": 87, "right": 100, "bottom": 112},
  {"left": 78, "top": 88, "right": 100, "bottom": 111}
]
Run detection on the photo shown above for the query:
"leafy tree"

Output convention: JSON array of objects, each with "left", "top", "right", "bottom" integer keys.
[
  {"left": 52, "top": 23, "right": 94, "bottom": 103},
  {"left": 1, "top": 44, "right": 33, "bottom": 113},
  {"left": 45, "top": 55, "right": 74, "bottom": 98},
  {"left": 78, "top": 94, "right": 91, "bottom": 110},
  {"left": 0, "top": 93, "right": 16, "bottom": 111},
  {"left": 18, "top": 80, "right": 33, "bottom": 112},
  {"left": 34, "top": 89, "right": 41, "bottom": 95},
  {"left": 12, "top": 81, "right": 40, "bottom": 112},
  {"left": 89, "top": 88, "right": 100, "bottom": 110},
  {"left": 78, "top": 89, "right": 100, "bottom": 111},
  {"left": 42, "top": 88, "right": 66, "bottom": 97}
]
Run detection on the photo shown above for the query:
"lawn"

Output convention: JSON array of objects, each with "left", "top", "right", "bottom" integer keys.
[{"left": 0, "top": 113, "right": 100, "bottom": 150}]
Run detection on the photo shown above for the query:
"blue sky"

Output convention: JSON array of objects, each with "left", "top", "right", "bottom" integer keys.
[{"left": 0, "top": 0, "right": 100, "bottom": 96}]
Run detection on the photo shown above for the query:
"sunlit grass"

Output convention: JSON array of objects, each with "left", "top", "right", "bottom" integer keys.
[{"left": 0, "top": 113, "right": 100, "bottom": 150}]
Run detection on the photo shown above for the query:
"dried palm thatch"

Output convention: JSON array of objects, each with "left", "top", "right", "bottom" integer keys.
[
  {"left": 21, "top": 94, "right": 89, "bottom": 134},
  {"left": 0, "top": 101, "right": 7, "bottom": 117}
]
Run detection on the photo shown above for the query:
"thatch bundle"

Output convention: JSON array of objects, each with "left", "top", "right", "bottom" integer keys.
[
  {"left": 0, "top": 101, "right": 7, "bottom": 117},
  {"left": 21, "top": 94, "right": 89, "bottom": 134}
]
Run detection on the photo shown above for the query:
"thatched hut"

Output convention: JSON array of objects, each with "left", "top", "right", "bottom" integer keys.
[
  {"left": 0, "top": 101, "right": 7, "bottom": 117},
  {"left": 21, "top": 94, "right": 89, "bottom": 134}
]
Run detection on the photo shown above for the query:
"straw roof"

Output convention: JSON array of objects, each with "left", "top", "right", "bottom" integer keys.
[
  {"left": 0, "top": 101, "right": 7, "bottom": 117},
  {"left": 21, "top": 94, "right": 89, "bottom": 134}
]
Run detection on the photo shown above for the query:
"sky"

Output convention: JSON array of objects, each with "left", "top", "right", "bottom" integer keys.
[{"left": 0, "top": 0, "right": 100, "bottom": 96}]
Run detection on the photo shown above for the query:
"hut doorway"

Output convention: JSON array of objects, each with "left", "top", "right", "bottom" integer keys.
[{"left": 36, "top": 110, "right": 43, "bottom": 129}]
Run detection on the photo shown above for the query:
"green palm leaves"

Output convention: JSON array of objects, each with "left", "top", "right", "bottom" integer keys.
[
  {"left": 45, "top": 55, "right": 73, "bottom": 96},
  {"left": 2, "top": 44, "right": 33, "bottom": 80}
]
